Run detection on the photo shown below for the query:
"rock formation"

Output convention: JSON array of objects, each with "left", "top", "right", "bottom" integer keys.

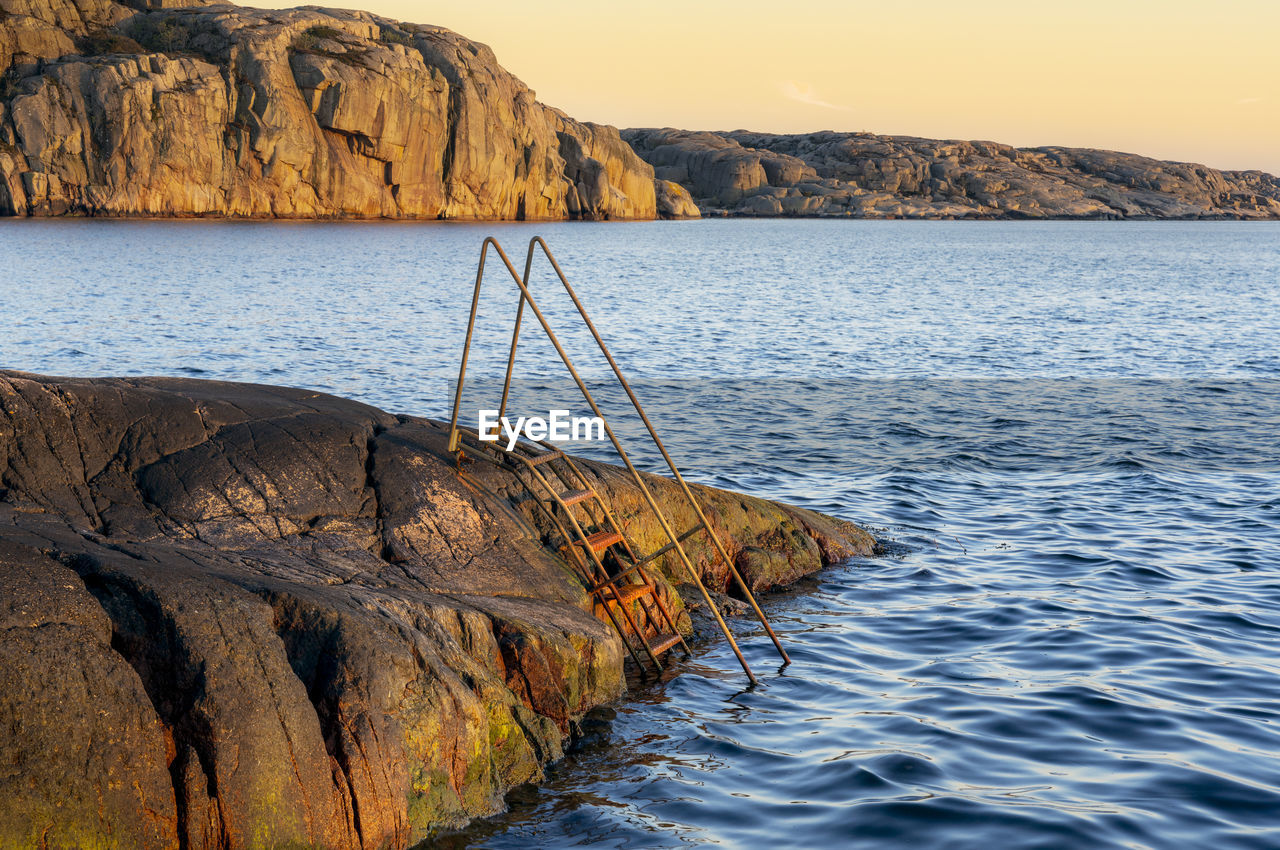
[
  {"left": 0, "top": 372, "right": 874, "bottom": 848},
  {"left": 4, "top": 0, "right": 1277, "bottom": 222},
  {"left": 654, "top": 177, "right": 698, "bottom": 218},
  {"left": 623, "top": 128, "right": 1280, "bottom": 220},
  {"left": 0, "top": 0, "right": 657, "bottom": 218}
]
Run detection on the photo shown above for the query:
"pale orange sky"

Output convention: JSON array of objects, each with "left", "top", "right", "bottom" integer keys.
[{"left": 253, "top": 0, "right": 1279, "bottom": 174}]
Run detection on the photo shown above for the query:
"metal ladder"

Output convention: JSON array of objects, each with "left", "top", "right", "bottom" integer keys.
[
  {"left": 447, "top": 237, "right": 789, "bottom": 684},
  {"left": 455, "top": 430, "right": 690, "bottom": 673}
]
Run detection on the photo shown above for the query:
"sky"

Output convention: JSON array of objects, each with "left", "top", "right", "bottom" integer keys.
[{"left": 253, "top": 0, "right": 1279, "bottom": 174}]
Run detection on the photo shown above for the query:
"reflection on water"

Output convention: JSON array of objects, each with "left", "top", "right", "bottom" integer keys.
[{"left": 3, "top": 219, "right": 1279, "bottom": 848}]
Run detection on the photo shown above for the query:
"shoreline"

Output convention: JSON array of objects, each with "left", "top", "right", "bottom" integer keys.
[
  {"left": 0, "top": 371, "right": 875, "bottom": 848},
  {"left": 4, "top": 212, "right": 1280, "bottom": 223}
]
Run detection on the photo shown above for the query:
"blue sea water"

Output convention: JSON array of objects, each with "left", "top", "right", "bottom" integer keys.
[{"left": 2, "top": 219, "right": 1279, "bottom": 848}]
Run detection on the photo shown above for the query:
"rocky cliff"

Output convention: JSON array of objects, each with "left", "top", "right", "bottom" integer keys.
[
  {"left": 8, "top": 1, "right": 1270, "bottom": 223},
  {"left": 0, "top": 0, "right": 657, "bottom": 218},
  {"left": 623, "top": 128, "right": 1280, "bottom": 220},
  {"left": 0, "top": 372, "right": 874, "bottom": 849}
]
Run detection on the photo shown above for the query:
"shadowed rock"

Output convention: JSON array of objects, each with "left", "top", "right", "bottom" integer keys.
[
  {"left": 623, "top": 128, "right": 1280, "bottom": 220},
  {"left": 0, "top": 372, "right": 874, "bottom": 847}
]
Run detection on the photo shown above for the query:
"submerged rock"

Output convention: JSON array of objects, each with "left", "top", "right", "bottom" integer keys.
[
  {"left": 622, "top": 128, "right": 1280, "bottom": 220},
  {"left": 0, "top": 372, "right": 873, "bottom": 848},
  {"left": 0, "top": 0, "right": 657, "bottom": 219}
]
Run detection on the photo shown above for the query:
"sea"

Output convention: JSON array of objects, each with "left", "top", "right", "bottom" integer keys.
[{"left": 3, "top": 219, "right": 1278, "bottom": 849}]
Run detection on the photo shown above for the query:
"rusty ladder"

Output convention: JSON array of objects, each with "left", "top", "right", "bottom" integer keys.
[{"left": 446, "top": 237, "right": 789, "bottom": 684}]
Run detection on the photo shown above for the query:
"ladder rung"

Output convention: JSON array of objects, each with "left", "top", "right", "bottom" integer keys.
[
  {"left": 526, "top": 449, "right": 564, "bottom": 467},
  {"left": 580, "top": 530, "right": 624, "bottom": 552},
  {"left": 633, "top": 521, "right": 706, "bottom": 568},
  {"left": 601, "top": 582, "right": 651, "bottom": 605},
  {"left": 458, "top": 432, "right": 498, "bottom": 452},
  {"left": 649, "top": 633, "right": 684, "bottom": 656},
  {"left": 591, "top": 559, "right": 643, "bottom": 593},
  {"left": 591, "top": 520, "right": 707, "bottom": 594},
  {"left": 558, "top": 488, "right": 595, "bottom": 507}
]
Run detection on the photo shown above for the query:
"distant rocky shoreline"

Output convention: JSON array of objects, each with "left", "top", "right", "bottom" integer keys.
[
  {"left": 623, "top": 129, "right": 1280, "bottom": 221},
  {"left": 2, "top": 0, "right": 1276, "bottom": 220}
]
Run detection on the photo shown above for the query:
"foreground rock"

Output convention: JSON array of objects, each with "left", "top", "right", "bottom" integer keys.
[
  {"left": 0, "top": 372, "right": 874, "bottom": 848},
  {"left": 0, "top": 0, "right": 656, "bottom": 219},
  {"left": 623, "top": 128, "right": 1280, "bottom": 220}
]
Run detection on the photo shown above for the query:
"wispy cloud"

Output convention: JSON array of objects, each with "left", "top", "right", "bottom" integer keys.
[
  {"left": 1237, "top": 97, "right": 1264, "bottom": 105},
  {"left": 780, "top": 81, "right": 848, "bottom": 111}
]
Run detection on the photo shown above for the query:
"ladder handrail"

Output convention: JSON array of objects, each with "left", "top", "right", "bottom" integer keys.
[
  {"left": 519, "top": 237, "right": 790, "bottom": 664},
  {"left": 446, "top": 237, "right": 779, "bottom": 683}
]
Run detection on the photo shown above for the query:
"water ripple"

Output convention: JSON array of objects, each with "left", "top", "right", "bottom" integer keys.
[{"left": 4, "top": 220, "right": 1279, "bottom": 848}]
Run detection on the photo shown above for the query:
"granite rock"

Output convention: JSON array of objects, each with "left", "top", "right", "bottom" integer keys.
[
  {"left": 622, "top": 128, "right": 1280, "bottom": 220},
  {"left": 0, "top": 372, "right": 874, "bottom": 847},
  {"left": 0, "top": 0, "right": 657, "bottom": 218},
  {"left": 654, "top": 177, "right": 698, "bottom": 218}
]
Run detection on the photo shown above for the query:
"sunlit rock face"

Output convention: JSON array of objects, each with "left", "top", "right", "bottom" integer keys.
[
  {"left": 623, "top": 128, "right": 1280, "bottom": 220},
  {"left": 0, "top": 0, "right": 658, "bottom": 219}
]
